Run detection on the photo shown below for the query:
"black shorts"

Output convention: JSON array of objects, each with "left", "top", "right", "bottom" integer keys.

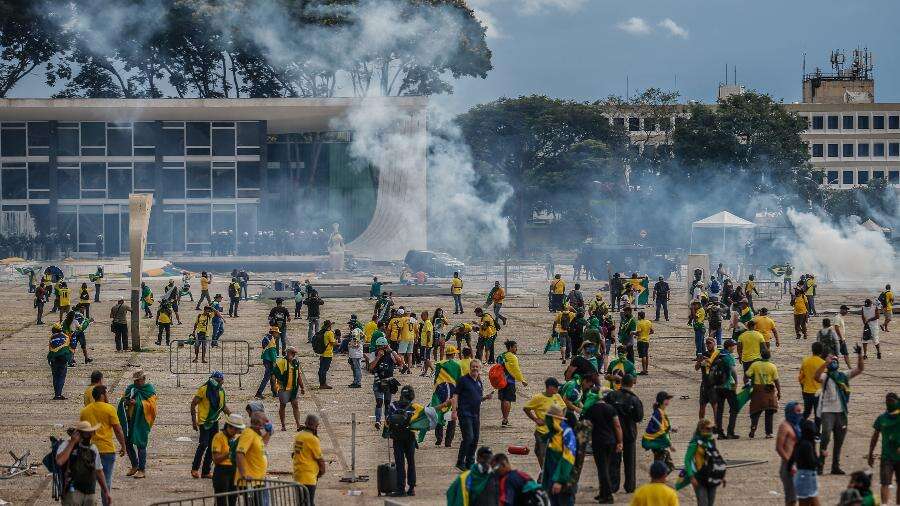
[
  {"left": 699, "top": 385, "right": 718, "bottom": 406},
  {"left": 499, "top": 382, "right": 516, "bottom": 402},
  {"left": 838, "top": 340, "right": 849, "bottom": 356},
  {"left": 637, "top": 341, "right": 649, "bottom": 358}
]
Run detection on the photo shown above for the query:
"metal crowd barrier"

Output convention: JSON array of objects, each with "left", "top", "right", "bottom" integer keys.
[
  {"left": 150, "top": 479, "right": 310, "bottom": 506},
  {"left": 169, "top": 339, "right": 251, "bottom": 388},
  {"left": 753, "top": 280, "right": 785, "bottom": 307}
]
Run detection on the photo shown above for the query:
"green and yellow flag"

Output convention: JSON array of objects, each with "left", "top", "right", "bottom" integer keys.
[
  {"left": 446, "top": 465, "right": 492, "bottom": 506},
  {"left": 117, "top": 383, "right": 157, "bottom": 447}
]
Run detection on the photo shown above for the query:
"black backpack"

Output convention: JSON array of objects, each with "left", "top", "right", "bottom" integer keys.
[
  {"left": 695, "top": 442, "right": 727, "bottom": 486},
  {"left": 708, "top": 355, "right": 730, "bottom": 387},
  {"left": 878, "top": 291, "right": 888, "bottom": 307},
  {"left": 42, "top": 436, "right": 65, "bottom": 501},
  {"left": 311, "top": 329, "right": 327, "bottom": 354},
  {"left": 386, "top": 404, "right": 413, "bottom": 441}
]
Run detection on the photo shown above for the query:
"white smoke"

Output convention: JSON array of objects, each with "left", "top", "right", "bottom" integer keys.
[{"left": 784, "top": 208, "right": 896, "bottom": 282}]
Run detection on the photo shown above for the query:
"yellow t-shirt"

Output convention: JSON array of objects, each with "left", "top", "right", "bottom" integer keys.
[
  {"left": 753, "top": 316, "right": 776, "bottom": 343},
  {"left": 745, "top": 281, "right": 756, "bottom": 294},
  {"left": 292, "top": 430, "right": 323, "bottom": 486},
  {"left": 451, "top": 277, "right": 463, "bottom": 295},
  {"left": 195, "top": 313, "right": 213, "bottom": 335},
  {"left": 201, "top": 276, "right": 210, "bottom": 291},
  {"left": 739, "top": 330, "right": 766, "bottom": 363},
  {"left": 420, "top": 320, "right": 434, "bottom": 346},
  {"left": 636, "top": 319, "right": 652, "bottom": 342},
  {"left": 211, "top": 431, "right": 234, "bottom": 467},
  {"left": 885, "top": 291, "right": 894, "bottom": 312},
  {"left": 83, "top": 384, "right": 97, "bottom": 406},
  {"left": 458, "top": 358, "right": 472, "bottom": 376},
  {"left": 630, "top": 482, "right": 679, "bottom": 506},
  {"left": 479, "top": 314, "right": 496, "bottom": 338},
  {"left": 398, "top": 316, "right": 414, "bottom": 343},
  {"left": 58, "top": 288, "right": 70, "bottom": 307},
  {"left": 798, "top": 355, "right": 826, "bottom": 394},
  {"left": 806, "top": 278, "right": 816, "bottom": 296},
  {"left": 79, "top": 402, "right": 120, "bottom": 454},
  {"left": 523, "top": 393, "right": 566, "bottom": 435},
  {"left": 158, "top": 311, "right": 172, "bottom": 324},
  {"left": 195, "top": 384, "right": 225, "bottom": 425},
  {"left": 793, "top": 294, "right": 808, "bottom": 315},
  {"left": 551, "top": 278, "right": 566, "bottom": 294},
  {"left": 322, "top": 330, "right": 336, "bottom": 358},
  {"left": 746, "top": 360, "right": 779, "bottom": 385},
  {"left": 235, "top": 429, "right": 267, "bottom": 483},
  {"left": 363, "top": 321, "right": 378, "bottom": 343},
  {"left": 387, "top": 318, "right": 400, "bottom": 342},
  {"left": 554, "top": 311, "right": 575, "bottom": 333}
]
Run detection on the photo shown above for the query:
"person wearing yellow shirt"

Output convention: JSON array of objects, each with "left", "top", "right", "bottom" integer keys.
[
  {"left": 879, "top": 283, "right": 893, "bottom": 332},
  {"left": 630, "top": 461, "right": 679, "bottom": 506},
  {"left": 737, "top": 320, "right": 766, "bottom": 375},
  {"left": 792, "top": 288, "right": 809, "bottom": 339},
  {"left": 418, "top": 311, "right": 434, "bottom": 376},
  {"left": 57, "top": 281, "right": 71, "bottom": 323},
  {"left": 317, "top": 321, "right": 337, "bottom": 389},
  {"left": 84, "top": 370, "right": 103, "bottom": 407},
  {"left": 155, "top": 301, "right": 174, "bottom": 346},
  {"left": 635, "top": 311, "right": 654, "bottom": 375},
  {"left": 487, "top": 280, "right": 508, "bottom": 326},
  {"left": 474, "top": 307, "right": 497, "bottom": 363},
  {"left": 523, "top": 377, "right": 565, "bottom": 469},
  {"left": 363, "top": 316, "right": 378, "bottom": 352},
  {"left": 497, "top": 340, "right": 527, "bottom": 426},
  {"left": 274, "top": 347, "right": 306, "bottom": 431},
  {"left": 806, "top": 274, "right": 817, "bottom": 316},
  {"left": 292, "top": 414, "right": 326, "bottom": 503},
  {"left": 394, "top": 308, "right": 415, "bottom": 368},
  {"left": 211, "top": 413, "right": 245, "bottom": 499},
  {"left": 196, "top": 271, "right": 212, "bottom": 310},
  {"left": 552, "top": 307, "right": 576, "bottom": 364},
  {"left": 550, "top": 274, "right": 566, "bottom": 311},
  {"left": 753, "top": 307, "right": 780, "bottom": 348},
  {"left": 746, "top": 348, "right": 781, "bottom": 438},
  {"left": 80, "top": 384, "right": 126, "bottom": 502},
  {"left": 451, "top": 271, "right": 464, "bottom": 314},
  {"left": 798, "top": 342, "right": 827, "bottom": 422},
  {"left": 235, "top": 412, "right": 271, "bottom": 490},
  {"left": 191, "top": 306, "right": 214, "bottom": 364},
  {"left": 78, "top": 282, "right": 92, "bottom": 319},
  {"left": 688, "top": 300, "right": 706, "bottom": 357},
  {"left": 744, "top": 275, "right": 759, "bottom": 311},
  {"left": 190, "top": 371, "right": 231, "bottom": 479}
]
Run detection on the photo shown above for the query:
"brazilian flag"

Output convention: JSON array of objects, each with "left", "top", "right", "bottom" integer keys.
[
  {"left": 641, "top": 408, "right": 671, "bottom": 451},
  {"left": 635, "top": 276, "right": 650, "bottom": 306},
  {"left": 434, "top": 359, "right": 463, "bottom": 386},
  {"left": 117, "top": 383, "right": 158, "bottom": 447},
  {"left": 446, "top": 464, "right": 492, "bottom": 506},
  {"left": 769, "top": 265, "right": 788, "bottom": 277}
]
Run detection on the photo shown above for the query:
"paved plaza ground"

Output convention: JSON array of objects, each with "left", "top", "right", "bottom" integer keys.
[{"left": 0, "top": 273, "right": 895, "bottom": 505}]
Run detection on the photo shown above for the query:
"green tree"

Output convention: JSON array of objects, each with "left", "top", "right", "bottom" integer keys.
[
  {"left": 0, "top": 0, "right": 70, "bottom": 97},
  {"left": 457, "top": 95, "right": 626, "bottom": 254}
]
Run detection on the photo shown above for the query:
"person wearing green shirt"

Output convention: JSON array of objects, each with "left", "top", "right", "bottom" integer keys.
[
  {"left": 617, "top": 306, "right": 638, "bottom": 363},
  {"left": 713, "top": 339, "right": 739, "bottom": 439},
  {"left": 606, "top": 345, "right": 636, "bottom": 391},
  {"left": 868, "top": 392, "right": 900, "bottom": 505},
  {"left": 369, "top": 276, "right": 383, "bottom": 300}
]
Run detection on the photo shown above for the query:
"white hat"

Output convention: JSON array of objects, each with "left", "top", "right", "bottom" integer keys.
[
  {"left": 222, "top": 413, "right": 246, "bottom": 429},
  {"left": 397, "top": 308, "right": 405, "bottom": 315}
]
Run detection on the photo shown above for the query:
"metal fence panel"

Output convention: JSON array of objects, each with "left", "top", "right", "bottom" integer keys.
[
  {"left": 169, "top": 339, "right": 251, "bottom": 388},
  {"left": 150, "top": 479, "right": 310, "bottom": 506},
  {"left": 753, "top": 280, "right": 785, "bottom": 306}
]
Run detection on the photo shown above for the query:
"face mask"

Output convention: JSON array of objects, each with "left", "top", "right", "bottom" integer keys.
[
  {"left": 827, "top": 360, "right": 839, "bottom": 372},
  {"left": 263, "top": 422, "right": 274, "bottom": 434}
]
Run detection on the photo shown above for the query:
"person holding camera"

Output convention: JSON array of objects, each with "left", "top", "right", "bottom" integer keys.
[
  {"left": 814, "top": 344, "right": 864, "bottom": 475},
  {"left": 55, "top": 421, "right": 113, "bottom": 506}
]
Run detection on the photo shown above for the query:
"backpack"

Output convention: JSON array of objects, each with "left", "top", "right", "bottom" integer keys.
[
  {"left": 386, "top": 404, "right": 413, "bottom": 441},
  {"left": 878, "top": 291, "right": 887, "bottom": 307},
  {"left": 66, "top": 444, "right": 97, "bottom": 495},
  {"left": 708, "top": 355, "right": 730, "bottom": 387},
  {"left": 311, "top": 329, "right": 327, "bottom": 354},
  {"left": 42, "top": 436, "right": 65, "bottom": 501},
  {"left": 607, "top": 390, "right": 640, "bottom": 425},
  {"left": 695, "top": 442, "right": 727, "bottom": 486},
  {"left": 488, "top": 362, "right": 508, "bottom": 389}
]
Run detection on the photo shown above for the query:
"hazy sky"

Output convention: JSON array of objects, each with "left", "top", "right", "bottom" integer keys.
[{"left": 439, "top": 0, "right": 900, "bottom": 113}]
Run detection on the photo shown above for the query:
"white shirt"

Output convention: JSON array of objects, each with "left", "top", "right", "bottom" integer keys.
[
  {"left": 834, "top": 315, "right": 846, "bottom": 340},
  {"left": 817, "top": 376, "right": 843, "bottom": 415}
]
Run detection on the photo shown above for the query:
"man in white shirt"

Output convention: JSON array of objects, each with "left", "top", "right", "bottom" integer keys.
[
  {"left": 833, "top": 305, "right": 851, "bottom": 368},
  {"left": 861, "top": 299, "right": 882, "bottom": 360}
]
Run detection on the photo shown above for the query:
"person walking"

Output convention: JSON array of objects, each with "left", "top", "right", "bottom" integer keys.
[
  {"left": 304, "top": 289, "right": 324, "bottom": 343},
  {"left": 78, "top": 282, "right": 92, "bottom": 319},
  {"left": 790, "top": 420, "right": 820, "bottom": 506},
  {"left": 867, "top": 392, "right": 900, "bottom": 506},
  {"left": 255, "top": 326, "right": 279, "bottom": 399},
  {"left": 117, "top": 369, "right": 158, "bottom": 479},
  {"left": 582, "top": 392, "right": 623, "bottom": 503},
  {"left": 80, "top": 385, "right": 127, "bottom": 506},
  {"left": 487, "top": 281, "right": 508, "bottom": 326},
  {"left": 879, "top": 284, "right": 893, "bottom": 332},
  {"left": 523, "top": 377, "right": 565, "bottom": 469},
  {"left": 653, "top": 276, "right": 670, "bottom": 321},
  {"left": 453, "top": 359, "right": 494, "bottom": 471},
  {"left": 316, "top": 321, "right": 336, "bottom": 389},
  {"left": 798, "top": 342, "right": 826, "bottom": 423},
  {"left": 35, "top": 281, "right": 46, "bottom": 324},
  {"left": 109, "top": 299, "right": 131, "bottom": 351},
  {"left": 348, "top": 327, "right": 364, "bottom": 388},
  {"left": 642, "top": 391, "right": 676, "bottom": 472},
  {"left": 496, "top": 340, "right": 526, "bottom": 426},
  {"left": 212, "top": 413, "right": 245, "bottom": 504},
  {"left": 605, "top": 345, "right": 636, "bottom": 391},
  {"left": 744, "top": 275, "right": 759, "bottom": 311},
  {"left": 268, "top": 298, "right": 291, "bottom": 353},
  {"left": 834, "top": 305, "right": 852, "bottom": 369},
  {"left": 695, "top": 338, "right": 720, "bottom": 422},
  {"left": 227, "top": 278, "right": 241, "bottom": 317},
  {"left": 274, "top": 347, "right": 306, "bottom": 431},
  {"left": 549, "top": 274, "right": 566, "bottom": 312},
  {"left": 433, "top": 345, "right": 461, "bottom": 447},
  {"left": 196, "top": 272, "right": 211, "bottom": 310},
  {"left": 57, "top": 281, "right": 71, "bottom": 323},
  {"left": 474, "top": 307, "right": 497, "bottom": 364},
  {"left": 688, "top": 301, "right": 707, "bottom": 357},
  {"left": 386, "top": 385, "right": 419, "bottom": 497},
  {"left": 629, "top": 461, "right": 679, "bottom": 506},
  {"left": 617, "top": 306, "right": 638, "bottom": 364},
  {"left": 191, "top": 306, "right": 214, "bottom": 364},
  {"left": 806, "top": 274, "right": 817, "bottom": 316},
  {"left": 777, "top": 402, "right": 804, "bottom": 506},
  {"left": 55, "top": 421, "right": 112, "bottom": 506},
  {"left": 712, "top": 339, "right": 739, "bottom": 439},
  {"left": 677, "top": 419, "right": 725, "bottom": 506},
  {"left": 293, "top": 413, "right": 326, "bottom": 504},
  {"left": 84, "top": 370, "right": 103, "bottom": 406},
  {"left": 737, "top": 319, "right": 766, "bottom": 376},
  {"left": 48, "top": 323, "right": 73, "bottom": 400},
  {"left": 191, "top": 371, "right": 230, "bottom": 479},
  {"left": 746, "top": 348, "right": 781, "bottom": 439},
  {"left": 635, "top": 311, "right": 653, "bottom": 375},
  {"left": 754, "top": 308, "right": 779, "bottom": 349},
  {"left": 541, "top": 405, "right": 579, "bottom": 506},
  {"left": 815, "top": 347, "right": 864, "bottom": 475},
  {"left": 235, "top": 412, "right": 272, "bottom": 495},
  {"left": 792, "top": 288, "right": 809, "bottom": 340},
  {"left": 370, "top": 336, "right": 403, "bottom": 430},
  {"left": 783, "top": 263, "right": 793, "bottom": 295},
  {"left": 861, "top": 298, "right": 882, "bottom": 359},
  {"left": 605, "top": 374, "right": 643, "bottom": 494},
  {"left": 155, "top": 301, "right": 173, "bottom": 346},
  {"left": 451, "top": 271, "right": 464, "bottom": 314},
  {"left": 815, "top": 319, "right": 840, "bottom": 358}
]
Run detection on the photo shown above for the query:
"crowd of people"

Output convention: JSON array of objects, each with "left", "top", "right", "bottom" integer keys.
[{"left": 35, "top": 265, "right": 898, "bottom": 506}]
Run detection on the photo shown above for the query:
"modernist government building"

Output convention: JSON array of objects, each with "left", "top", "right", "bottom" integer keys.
[{"left": 0, "top": 98, "right": 426, "bottom": 260}]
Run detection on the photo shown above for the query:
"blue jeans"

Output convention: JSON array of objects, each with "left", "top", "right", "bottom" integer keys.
[
  {"left": 307, "top": 319, "right": 319, "bottom": 342},
  {"left": 456, "top": 415, "right": 480, "bottom": 468},
  {"left": 373, "top": 382, "right": 391, "bottom": 423},
  {"left": 192, "top": 425, "right": 218, "bottom": 475},
  {"left": 655, "top": 300, "right": 669, "bottom": 320},
  {"left": 99, "top": 453, "right": 115, "bottom": 506},
  {"left": 51, "top": 359, "right": 67, "bottom": 397},
  {"left": 349, "top": 357, "right": 362, "bottom": 386},
  {"left": 256, "top": 360, "right": 275, "bottom": 397},
  {"left": 712, "top": 328, "right": 722, "bottom": 346},
  {"left": 240, "top": 282, "right": 248, "bottom": 300},
  {"left": 453, "top": 295, "right": 463, "bottom": 313},
  {"left": 318, "top": 356, "right": 332, "bottom": 386},
  {"left": 126, "top": 442, "right": 146, "bottom": 470},
  {"left": 693, "top": 327, "right": 705, "bottom": 356}
]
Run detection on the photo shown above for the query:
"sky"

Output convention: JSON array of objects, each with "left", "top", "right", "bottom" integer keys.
[{"left": 437, "top": 0, "right": 900, "bottom": 114}]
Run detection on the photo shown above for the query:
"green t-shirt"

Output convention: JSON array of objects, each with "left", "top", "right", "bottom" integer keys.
[
  {"left": 874, "top": 412, "right": 900, "bottom": 462},
  {"left": 617, "top": 316, "right": 637, "bottom": 342}
]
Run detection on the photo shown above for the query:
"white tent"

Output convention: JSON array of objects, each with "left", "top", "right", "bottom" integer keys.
[
  {"left": 861, "top": 218, "right": 890, "bottom": 234},
  {"left": 690, "top": 211, "right": 756, "bottom": 254}
]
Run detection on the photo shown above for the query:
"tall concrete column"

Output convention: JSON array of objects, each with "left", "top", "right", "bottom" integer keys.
[
  {"left": 258, "top": 120, "right": 268, "bottom": 229},
  {"left": 48, "top": 121, "right": 59, "bottom": 235}
]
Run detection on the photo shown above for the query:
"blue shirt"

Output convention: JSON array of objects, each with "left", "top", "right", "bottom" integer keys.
[{"left": 455, "top": 375, "right": 484, "bottom": 419}]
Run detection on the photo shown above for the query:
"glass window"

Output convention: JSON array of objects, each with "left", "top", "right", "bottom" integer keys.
[
  {"left": 28, "top": 122, "right": 50, "bottom": 146},
  {"left": 186, "top": 122, "right": 211, "bottom": 146},
  {"left": 108, "top": 168, "right": 132, "bottom": 199},
  {"left": 28, "top": 163, "right": 49, "bottom": 189},
  {"left": 1, "top": 128, "right": 26, "bottom": 156},
  {"left": 858, "top": 143, "right": 869, "bottom": 157},
  {"left": 162, "top": 168, "right": 185, "bottom": 198},
  {"left": 843, "top": 144, "right": 854, "bottom": 157},
  {"left": 80, "top": 122, "right": 106, "bottom": 146},
  {"left": 186, "top": 162, "right": 210, "bottom": 189},
  {"left": 890, "top": 171, "right": 899, "bottom": 184},
  {"left": 873, "top": 115, "right": 885, "bottom": 129},
  {"left": 134, "top": 122, "right": 155, "bottom": 146},
  {"left": 237, "top": 162, "right": 260, "bottom": 188},
  {"left": 658, "top": 117, "right": 672, "bottom": 131},
  {"left": 642, "top": 119, "right": 655, "bottom": 131},
  {"left": 1, "top": 169, "right": 27, "bottom": 198},
  {"left": 812, "top": 144, "right": 823, "bottom": 157},
  {"left": 827, "top": 144, "right": 839, "bottom": 157},
  {"left": 890, "top": 143, "right": 900, "bottom": 157},
  {"left": 890, "top": 116, "right": 899, "bottom": 130},
  {"left": 811, "top": 116, "right": 824, "bottom": 130},
  {"left": 842, "top": 170, "right": 854, "bottom": 185},
  {"left": 134, "top": 162, "right": 156, "bottom": 190},
  {"left": 161, "top": 128, "right": 184, "bottom": 156},
  {"left": 187, "top": 205, "right": 211, "bottom": 240},
  {"left": 857, "top": 170, "right": 869, "bottom": 184},
  {"left": 874, "top": 143, "right": 885, "bottom": 157},
  {"left": 213, "top": 208, "right": 235, "bottom": 233},
  {"left": 212, "top": 129, "right": 235, "bottom": 156},
  {"left": 57, "top": 168, "right": 80, "bottom": 198},
  {"left": 613, "top": 117, "right": 625, "bottom": 128},
  {"left": 80, "top": 163, "right": 106, "bottom": 189},
  {"left": 842, "top": 116, "right": 854, "bottom": 129},
  {"left": 107, "top": 128, "right": 132, "bottom": 156},
  {"left": 858, "top": 115, "right": 870, "bottom": 129},
  {"left": 826, "top": 171, "right": 839, "bottom": 184},
  {"left": 874, "top": 170, "right": 885, "bottom": 180},
  {"left": 628, "top": 118, "right": 640, "bottom": 132},
  {"left": 212, "top": 168, "right": 235, "bottom": 198},
  {"left": 236, "top": 122, "right": 259, "bottom": 146},
  {"left": 58, "top": 129, "right": 79, "bottom": 156},
  {"left": 78, "top": 207, "right": 103, "bottom": 248},
  {"left": 827, "top": 115, "right": 838, "bottom": 129}
]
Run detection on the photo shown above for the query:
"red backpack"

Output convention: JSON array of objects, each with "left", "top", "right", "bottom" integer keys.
[{"left": 488, "top": 362, "right": 508, "bottom": 389}]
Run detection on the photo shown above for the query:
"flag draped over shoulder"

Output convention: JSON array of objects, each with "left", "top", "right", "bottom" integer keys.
[
  {"left": 117, "top": 383, "right": 157, "bottom": 447},
  {"left": 641, "top": 407, "right": 671, "bottom": 451},
  {"left": 543, "top": 415, "right": 577, "bottom": 487},
  {"left": 408, "top": 402, "right": 443, "bottom": 443},
  {"left": 260, "top": 334, "right": 278, "bottom": 362},
  {"left": 47, "top": 333, "right": 73, "bottom": 364},
  {"left": 273, "top": 358, "right": 301, "bottom": 400},
  {"left": 675, "top": 433, "right": 712, "bottom": 490},
  {"left": 446, "top": 465, "right": 492, "bottom": 506},
  {"left": 434, "top": 359, "right": 462, "bottom": 386}
]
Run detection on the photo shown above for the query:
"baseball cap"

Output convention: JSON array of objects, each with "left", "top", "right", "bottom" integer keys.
[
  {"left": 723, "top": 338, "right": 737, "bottom": 348},
  {"left": 375, "top": 336, "right": 389, "bottom": 347},
  {"left": 656, "top": 391, "right": 674, "bottom": 404},
  {"left": 649, "top": 460, "right": 669, "bottom": 479}
]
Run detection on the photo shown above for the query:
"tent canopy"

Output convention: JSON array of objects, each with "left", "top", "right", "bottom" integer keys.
[
  {"left": 861, "top": 218, "right": 890, "bottom": 233},
  {"left": 692, "top": 211, "right": 756, "bottom": 229}
]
